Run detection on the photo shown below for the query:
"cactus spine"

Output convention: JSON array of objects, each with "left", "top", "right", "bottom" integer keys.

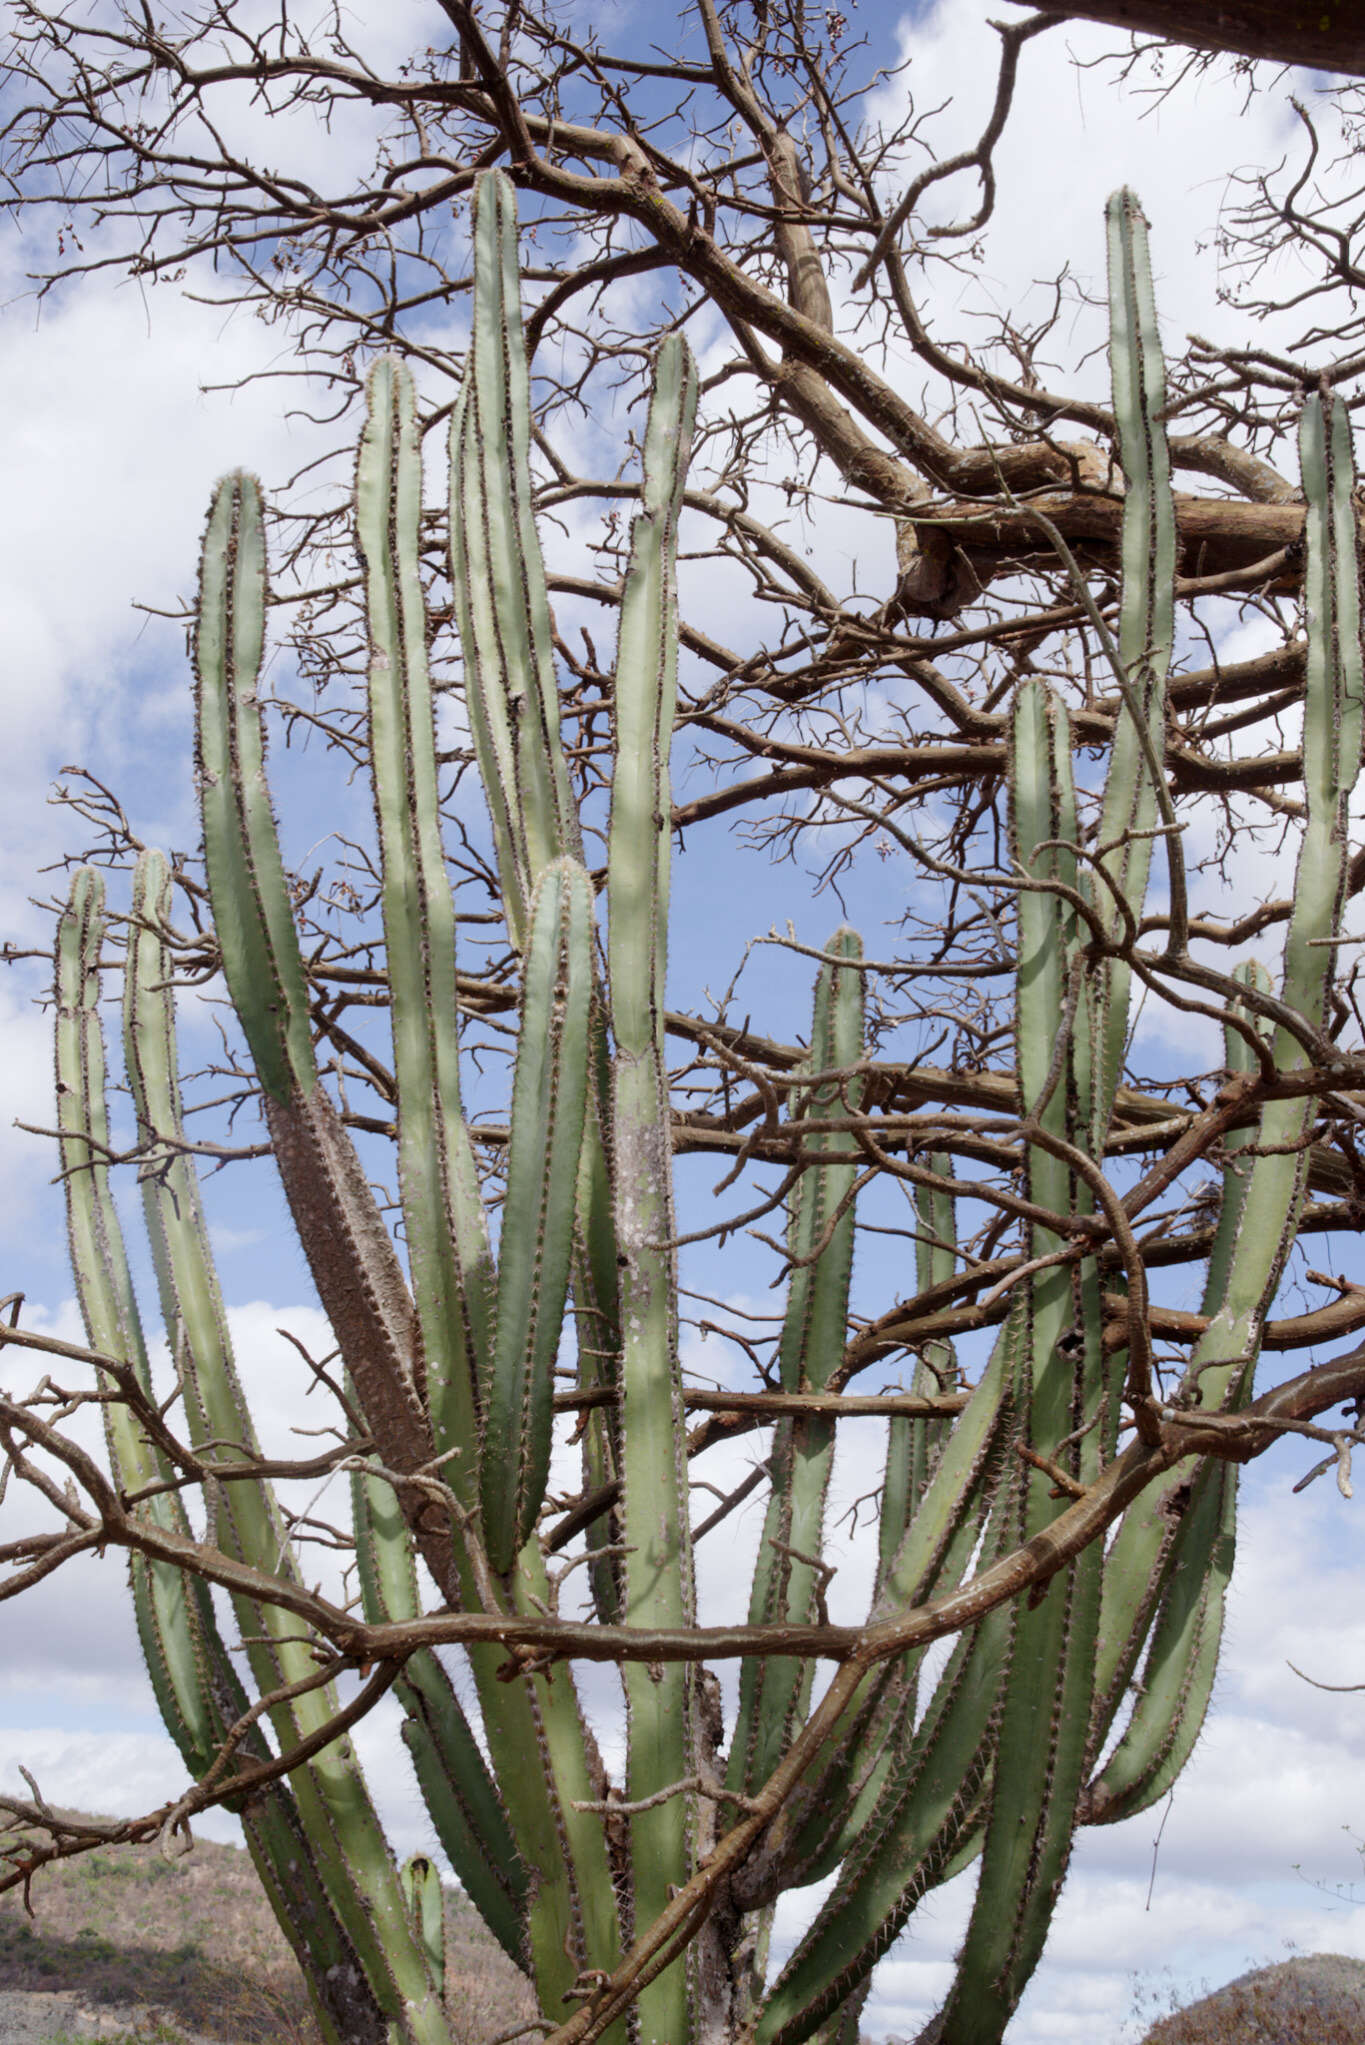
[{"left": 47, "top": 175, "right": 1363, "bottom": 2045}]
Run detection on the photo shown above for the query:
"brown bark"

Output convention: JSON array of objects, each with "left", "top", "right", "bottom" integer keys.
[
  {"left": 1024, "top": 3, "right": 1365, "bottom": 77},
  {"left": 911, "top": 489, "right": 1315, "bottom": 605}
]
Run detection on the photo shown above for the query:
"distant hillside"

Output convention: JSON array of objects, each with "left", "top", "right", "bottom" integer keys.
[
  {"left": 4, "top": 1824, "right": 1355, "bottom": 2045},
  {"left": 1139, "top": 1952, "right": 1365, "bottom": 2043},
  {"left": 0, "top": 1818, "right": 533, "bottom": 2044}
]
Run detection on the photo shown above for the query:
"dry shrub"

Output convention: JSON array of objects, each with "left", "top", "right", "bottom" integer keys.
[
  {"left": 0, "top": 1816, "right": 532, "bottom": 2044},
  {"left": 1140, "top": 1954, "right": 1365, "bottom": 2044}
]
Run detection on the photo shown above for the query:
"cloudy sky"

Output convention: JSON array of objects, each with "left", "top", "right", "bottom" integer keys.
[{"left": 1, "top": 3, "right": 1364, "bottom": 2040}]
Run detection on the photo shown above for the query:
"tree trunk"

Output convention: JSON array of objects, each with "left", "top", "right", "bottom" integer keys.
[{"left": 1023, "top": 4, "right": 1365, "bottom": 77}]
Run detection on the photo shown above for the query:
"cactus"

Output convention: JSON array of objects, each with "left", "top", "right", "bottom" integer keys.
[{"left": 44, "top": 175, "right": 1363, "bottom": 2045}]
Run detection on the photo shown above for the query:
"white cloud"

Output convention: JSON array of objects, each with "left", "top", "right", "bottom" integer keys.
[
  {"left": 0, "top": 1727, "right": 241, "bottom": 1846},
  {"left": 0, "top": 241, "right": 340, "bottom": 1254},
  {"left": 0, "top": 271, "right": 322, "bottom": 782},
  {"left": 0, "top": 977, "right": 58, "bottom": 1243},
  {"left": 873, "top": 5, "right": 1318, "bottom": 404}
]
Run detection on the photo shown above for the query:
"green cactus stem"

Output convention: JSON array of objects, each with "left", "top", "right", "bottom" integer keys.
[
  {"left": 357, "top": 353, "right": 494, "bottom": 1484},
  {"left": 449, "top": 168, "right": 624, "bottom": 1624},
  {"left": 925, "top": 191, "right": 1176, "bottom": 2042},
  {"left": 351, "top": 1459, "right": 527, "bottom": 1961},
  {"left": 728, "top": 931, "right": 864, "bottom": 1806},
  {"left": 194, "top": 473, "right": 442, "bottom": 1571},
  {"left": 1087, "top": 185, "right": 1178, "bottom": 1146},
  {"left": 42, "top": 170, "right": 1360, "bottom": 2045},
  {"left": 608, "top": 327, "right": 700, "bottom": 2045},
  {"left": 56, "top": 863, "right": 395, "bottom": 2045},
  {"left": 123, "top": 853, "right": 450, "bottom": 2045},
  {"left": 195, "top": 475, "right": 317, "bottom": 1104},
  {"left": 357, "top": 345, "right": 621, "bottom": 2024},
  {"left": 400, "top": 1856, "right": 446, "bottom": 1992},
  {"left": 481, "top": 857, "right": 595, "bottom": 1573},
  {"left": 1084, "top": 959, "right": 1272, "bottom": 1809}
]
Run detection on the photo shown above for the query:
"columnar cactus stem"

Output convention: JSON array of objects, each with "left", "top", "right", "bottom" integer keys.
[
  {"left": 123, "top": 854, "right": 450, "bottom": 2045},
  {"left": 399, "top": 1856, "right": 446, "bottom": 1994},
  {"left": 357, "top": 355, "right": 494, "bottom": 1479},
  {"left": 930, "top": 687, "right": 1105, "bottom": 2045},
  {"left": 194, "top": 471, "right": 440, "bottom": 1567},
  {"left": 195, "top": 477, "right": 317, "bottom": 1103},
  {"left": 482, "top": 857, "right": 595, "bottom": 1573},
  {"left": 928, "top": 191, "right": 1175, "bottom": 2045},
  {"left": 781, "top": 1156, "right": 965, "bottom": 1888},
  {"left": 1084, "top": 394, "right": 1365, "bottom": 1827},
  {"left": 878, "top": 1157, "right": 957, "bottom": 1595},
  {"left": 55, "top": 869, "right": 216, "bottom": 1772},
  {"left": 195, "top": 460, "right": 603, "bottom": 2019},
  {"left": 447, "top": 172, "right": 583, "bottom": 948},
  {"left": 754, "top": 1398, "right": 1023, "bottom": 2043},
  {"left": 449, "top": 170, "right": 623, "bottom": 1623},
  {"left": 357, "top": 355, "right": 620, "bottom": 2020},
  {"left": 197, "top": 444, "right": 617, "bottom": 2015},
  {"left": 728, "top": 930, "right": 864, "bottom": 1804},
  {"left": 57, "top": 862, "right": 410, "bottom": 2045},
  {"left": 749, "top": 1294, "right": 1022, "bottom": 1933},
  {"left": 609, "top": 328, "right": 700, "bottom": 2045},
  {"left": 351, "top": 1461, "right": 527, "bottom": 1961},
  {"left": 42, "top": 170, "right": 1365, "bottom": 2045},
  {"left": 1088, "top": 186, "right": 1178, "bottom": 1140},
  {"left": 1085, "top": 959, "right": 1272, "bottom": 1810},
  {"left": 1192, "top": 392, "right": 1363, "bottom": 1359}
]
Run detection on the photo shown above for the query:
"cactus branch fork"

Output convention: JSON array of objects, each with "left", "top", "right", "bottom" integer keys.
[{"left": 5, "top": 7, "right": 1365, "bottom": 2042}]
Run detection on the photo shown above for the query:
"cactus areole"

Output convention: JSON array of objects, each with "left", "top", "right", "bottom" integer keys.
[{"left": 22, "top": 175, "right": 1365, "bottom": 2045}]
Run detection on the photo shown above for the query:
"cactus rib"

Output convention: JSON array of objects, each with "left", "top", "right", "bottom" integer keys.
[
  {"left": 41, "top": 172, "right": 1347, "bottom": 2045},
  {"left": 124, "top": 854, "right": 450, "bottom": 2045},
  {"left": 609, "top": 328, "right": 700, "bottom": 2045},
  {"left": 449, "top": 167, "right": 624, "bottom": 1624},
  {"left": 357, "top": 354, "right": 495, "bottom": 1483},
  {"left": 482, "top": 857, "right": 595, "bottom": 1572},
  {"left": 57, "top": 863, "right": 392, "bottom": 2045},
  {"left": 728, "top": 930, "right": 864, "bottom": 1804}
]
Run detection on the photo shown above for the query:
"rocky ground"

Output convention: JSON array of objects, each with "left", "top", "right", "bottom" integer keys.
[{"left": 0, "top": 1988, "right": 223, "bottom": 2045}]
